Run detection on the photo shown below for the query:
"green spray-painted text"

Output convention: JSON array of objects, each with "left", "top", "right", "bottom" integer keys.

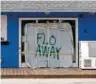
[{"left": 36, "top": 33, "right": 61, "bottom": 59}]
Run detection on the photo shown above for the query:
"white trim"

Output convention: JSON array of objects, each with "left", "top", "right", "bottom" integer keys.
[
  {"left": 19, "top": 19, "right": 21, "bottom": 67},
  {"left": 74, "top": 18, "right": 78, "bottom": 67},
  {"left": 19, "top": 18, "right": 78, "bottom": 67},
  {"left": 20, "top": 18, "right": 78, "bottom": 20}
]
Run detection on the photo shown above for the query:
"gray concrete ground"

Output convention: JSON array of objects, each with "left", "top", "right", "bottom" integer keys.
[{"left": 1, "top": 78, "right": 96, "bottom": 84}]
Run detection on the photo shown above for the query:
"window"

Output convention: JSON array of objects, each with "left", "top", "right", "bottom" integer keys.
[{"left": 1, "top": 15, "right": 7, "bottom": 41}]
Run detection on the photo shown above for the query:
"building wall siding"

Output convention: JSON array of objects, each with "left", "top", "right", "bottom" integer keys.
[{"left": 1, "top": 1, "right": 96, "bottom": 12}]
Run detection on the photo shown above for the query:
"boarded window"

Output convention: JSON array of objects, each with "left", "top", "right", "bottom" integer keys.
[{"left": 1, "top": 15, "right": 7, "bottom": 41}]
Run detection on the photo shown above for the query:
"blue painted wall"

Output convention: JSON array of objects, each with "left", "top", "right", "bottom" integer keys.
[
  {"left": 1, "top": 12, "right": 96, "bottom": 68},
  {"left": 1, "top": 14, "right": 19, "bottom": 68}
]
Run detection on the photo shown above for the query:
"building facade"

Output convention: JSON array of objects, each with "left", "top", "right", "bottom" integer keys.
[{"left": 1, "top": 1, "right": 96, "bottom": 68}]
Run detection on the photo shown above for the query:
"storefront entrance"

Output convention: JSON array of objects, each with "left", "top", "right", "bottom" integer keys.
[{"left": 19, "top": 18, "right": 78, "bottom": 68}]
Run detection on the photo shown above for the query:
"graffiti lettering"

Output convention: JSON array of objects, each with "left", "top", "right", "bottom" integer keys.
[
  {"left": 36, "top": 44, "right": 41, "bottom": 56},
  {"left": 56, "top": 47, "right": 61, "bottom": 59},
  {"left": 49, "top": 35, "right": 56, "bottom": 45},
  {"left": 36, "top": 33, "right": 61, "bottom": 59},
  {"left": 37, "top": 33, "right": 56, "bottom": 45},
  {"left": 50, "top": 46, "right": 55, "bottom": 57},
  {"left": 42, "top": 45, "right": 49, "bottom": 57},
  {"left": 37, "top": 33, "right": 48, "bottom": 45}
]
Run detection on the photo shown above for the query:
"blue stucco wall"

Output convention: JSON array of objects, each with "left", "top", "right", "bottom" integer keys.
[
  {"left": 1, "top": 14, "right": 19, "bottom": 68},
  {"left": 1, "top": 12, "right": 96, "bottom": 68}
]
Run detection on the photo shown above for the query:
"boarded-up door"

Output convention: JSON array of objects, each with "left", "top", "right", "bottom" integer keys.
[{"left": 23, "top": 19, "right": 75, "bottom": 68}]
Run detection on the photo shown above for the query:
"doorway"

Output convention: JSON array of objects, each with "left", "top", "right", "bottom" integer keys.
[{"left": 19, "top": 18, "right": 78, "bottom": 68}]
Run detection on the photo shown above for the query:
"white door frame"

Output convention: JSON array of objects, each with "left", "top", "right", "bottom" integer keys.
[
  {"left": 19, "top": 19, "right": 22, "bottom": 67},
  {"left": 19, "top": 18, "right": 78, "bottom": 67}
]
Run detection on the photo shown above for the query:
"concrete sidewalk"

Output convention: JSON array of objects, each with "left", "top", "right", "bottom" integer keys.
[
  {"left": 1, "top": 68, "right": 96, "bottom": 78},
  {"left": 1, "top": 79, "right": 96, "bottom": 84}
]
